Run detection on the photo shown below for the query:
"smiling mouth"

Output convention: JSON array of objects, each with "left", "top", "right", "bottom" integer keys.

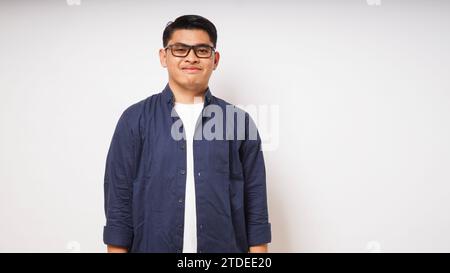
[{"left": 182, "top": 68, "right": 201, "bottom": 73}]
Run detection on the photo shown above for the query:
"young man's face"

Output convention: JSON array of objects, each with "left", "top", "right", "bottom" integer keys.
[{"left": 160, "top": 29, "right": 220, "bottom": 91}]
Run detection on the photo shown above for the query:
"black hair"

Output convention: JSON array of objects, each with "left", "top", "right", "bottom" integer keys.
[{"left": 163, "top": 15, "right": 217, "bottom": 48}]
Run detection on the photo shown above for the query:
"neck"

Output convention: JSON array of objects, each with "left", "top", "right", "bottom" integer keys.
[{"left": 168, "top": 80, "right": 206, "bottom": 104}]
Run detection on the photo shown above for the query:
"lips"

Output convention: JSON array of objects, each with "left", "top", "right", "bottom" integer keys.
[
  {"left": 182, "top": 67, "right": 201, "bottom": 73},
  {"left": 182, "top": 67, "right": 201, "bottom": 71}
]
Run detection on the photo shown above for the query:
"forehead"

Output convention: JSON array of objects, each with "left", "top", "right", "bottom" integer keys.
[{"left": 168, "top": 29, "right": 213, "bottom": 46}]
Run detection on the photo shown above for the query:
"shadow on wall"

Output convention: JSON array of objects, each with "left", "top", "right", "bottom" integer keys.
[{"left": 266, "top": 162, "right": 293, "bottom": 253}]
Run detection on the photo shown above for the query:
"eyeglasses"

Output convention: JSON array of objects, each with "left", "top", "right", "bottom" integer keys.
[{"left": 165, "top": 43, "right": 215, "bottom": 58}]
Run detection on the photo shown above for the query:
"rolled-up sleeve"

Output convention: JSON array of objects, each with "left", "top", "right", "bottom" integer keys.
[
  {"left": 240, "top": 113, "right": 272, "bottom": 247},
  {"left": 103, "top": 108, "right": 141, "bottom": 249}
]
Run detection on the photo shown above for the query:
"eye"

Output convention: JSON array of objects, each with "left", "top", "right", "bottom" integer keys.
[
  {"left": 197, "top": 48, "right": 209, "bottom": 53},
  {"left": 174, "top": 47, "right": 188, "bottom": 53}
]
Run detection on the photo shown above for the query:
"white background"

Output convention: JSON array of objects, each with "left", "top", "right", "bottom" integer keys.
[{"left": 1, "top": 0, "right": 449, "bottom": 252}]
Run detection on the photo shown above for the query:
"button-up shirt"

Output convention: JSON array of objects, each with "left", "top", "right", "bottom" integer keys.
[{"left": 103, "top": 83, "right": 271, "bottom": 253}]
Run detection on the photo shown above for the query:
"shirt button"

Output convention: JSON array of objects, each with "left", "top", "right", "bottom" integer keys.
[
  {"left": 197, "top": 172, "right": 201, "bottom": 177},
  {"left": 180, "top": 169, "right": 185, "bottom": 175},
  {"left": 180, "top": 144, "right": 185, "bottom": 150},
  {"left": 198, "top": 250, "right": 203, "bottom": 253},
  {"left": 178, "top": 198, "right": 183, "bottom": 203},
  {"left": 199, "top": 224, "right": 203, "bottom": 229}
]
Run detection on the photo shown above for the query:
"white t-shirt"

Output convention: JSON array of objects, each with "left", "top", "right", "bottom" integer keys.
[{"left": 174, "top": 101, "right": 204, "bottom": 253}]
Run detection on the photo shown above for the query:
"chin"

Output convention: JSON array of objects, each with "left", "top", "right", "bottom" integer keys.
[{"left": 182, "top": 79, "right": 203, "bottom": 87}]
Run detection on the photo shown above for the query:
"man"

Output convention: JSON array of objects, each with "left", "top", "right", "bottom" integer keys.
[{"left": 103, "top": 15, "right": 271, "bottom": 253}]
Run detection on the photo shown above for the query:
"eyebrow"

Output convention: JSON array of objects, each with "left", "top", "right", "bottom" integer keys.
[{"left": 170, "top": 42, "right": 214, "bottom": 48}]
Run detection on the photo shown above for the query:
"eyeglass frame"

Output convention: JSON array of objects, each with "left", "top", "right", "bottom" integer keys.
[{"left": 164, "top": 43, "right": 216, "bottom": 59}]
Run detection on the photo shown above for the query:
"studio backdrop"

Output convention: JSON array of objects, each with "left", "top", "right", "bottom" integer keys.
[{"left": 1, "top": 0, "right": 449, "bottom": 252}]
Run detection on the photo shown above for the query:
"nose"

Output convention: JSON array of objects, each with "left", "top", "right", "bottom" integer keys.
[{"left": 185, "top": 48, "right": 199, "bottom": 63}]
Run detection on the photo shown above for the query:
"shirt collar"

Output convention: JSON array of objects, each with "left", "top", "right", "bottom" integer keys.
[{"left": 162, "top": 83, "right": 213, "bottom": 106}]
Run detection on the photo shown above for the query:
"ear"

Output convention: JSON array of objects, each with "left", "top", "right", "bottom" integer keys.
[
  {"left": 213, "top": 51, "right": 220, "bottom": 70},
  {"left": 159, "top": 48, "right": 167, "bottom": 68}
]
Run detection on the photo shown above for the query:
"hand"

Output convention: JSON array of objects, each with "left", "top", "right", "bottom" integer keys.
[
  {"left": 248, "top": 244, "right": 268, "bottom": 253},
  {"left": 107, "top": 244, "right": 128, "bottom": 253}
]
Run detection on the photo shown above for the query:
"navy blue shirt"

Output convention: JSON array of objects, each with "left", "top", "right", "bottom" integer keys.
[{"left": 103, "top": 83, "right": 271, "bottom": 253}]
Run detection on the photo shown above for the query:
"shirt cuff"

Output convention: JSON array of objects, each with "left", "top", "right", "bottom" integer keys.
[
  {"left": 247, "top": 223, "right": 272, "bottom": 246},
  {"left": 103, "top": 225, "right": 133, "bottom": 249}
]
